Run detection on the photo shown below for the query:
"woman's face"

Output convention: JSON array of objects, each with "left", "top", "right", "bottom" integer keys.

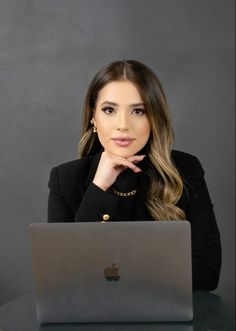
[{"left": 93, "top": 80, "right": 151, "bottom": 158}]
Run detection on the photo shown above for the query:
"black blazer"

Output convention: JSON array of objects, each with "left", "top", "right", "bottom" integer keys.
[{"left": 47, "top": 150, "right": 222, "bottom": 291}]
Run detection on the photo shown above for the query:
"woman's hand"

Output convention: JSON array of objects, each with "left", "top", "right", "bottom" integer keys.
[{"left": 92, "top": 151, "right": 145, "bottom": 191}]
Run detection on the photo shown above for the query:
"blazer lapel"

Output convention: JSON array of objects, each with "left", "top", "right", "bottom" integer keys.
[
  {"left": 84, "top": 152, "right": 102, "bottom": 190},
  {"left": 69, "top": 153, "right": 102, "bottom": 214}
]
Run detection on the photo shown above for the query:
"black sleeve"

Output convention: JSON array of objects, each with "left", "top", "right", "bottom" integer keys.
[
  {"left": 184, "top": 157, "right": 222, "bottom": 291},
  {"left": 47, "top": 167, "right": 119, "bottom": 223},
  {"left": 74, "top": 183, "right": 119, "bottom": 222}
]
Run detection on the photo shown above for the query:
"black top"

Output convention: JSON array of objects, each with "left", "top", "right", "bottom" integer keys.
[{"left": 47, "top": 150, "right": 222, "bottom": 291}]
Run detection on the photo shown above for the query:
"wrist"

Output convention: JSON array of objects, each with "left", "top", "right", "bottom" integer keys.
[{"left": 92, "top": 180, "right": 109, "bottom": 191}]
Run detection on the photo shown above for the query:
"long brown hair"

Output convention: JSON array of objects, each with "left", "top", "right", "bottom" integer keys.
[{"left": 79, "top": 59, "right": 185, "bottom": 220}]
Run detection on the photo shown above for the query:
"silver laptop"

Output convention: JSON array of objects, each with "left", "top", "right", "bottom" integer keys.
[{"left": 29, "top": 221, "right": 193, "bottom": 323}]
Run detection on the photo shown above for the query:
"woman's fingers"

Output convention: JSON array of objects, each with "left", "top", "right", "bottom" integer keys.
[
  {"left": 111, "top": 154, "right": 146, "bottom": 173},
  {"left": 113, "top": 159, "right": 141, "bottom": 173},
  {"left": 127, "top": 154, "right": 146, "bottom": 163},
  {"left": 124, "top": 154, "right": 146, "bottom": 171},
  {"left": 93, "top": 152, "right": 146, "bottom": 191}
]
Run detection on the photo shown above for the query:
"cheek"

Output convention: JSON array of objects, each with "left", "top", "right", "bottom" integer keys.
[
  {"left": 97, "top": 122, "right": 111, "bottom": 137},
  {"left": 137, "top": 121, "right": 151, "bottom": 139},
  {"left": 96, "top": 121, "right": 112, "bottom": 146}
]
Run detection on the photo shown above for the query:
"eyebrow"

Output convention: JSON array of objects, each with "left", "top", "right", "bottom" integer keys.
[{"left": 101, "top": 101, "right": 145, "bottom": 107}]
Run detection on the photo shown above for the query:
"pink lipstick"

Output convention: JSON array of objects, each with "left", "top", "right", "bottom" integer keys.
[{"left": 111, "top": 137, "right": 135, "bottom": 147}]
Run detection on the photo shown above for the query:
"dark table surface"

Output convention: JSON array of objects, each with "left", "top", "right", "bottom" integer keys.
[{"left": 0, "top": 291, "right": 235, "bottom": 331}]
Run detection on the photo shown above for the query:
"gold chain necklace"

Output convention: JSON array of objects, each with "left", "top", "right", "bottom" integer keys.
[{"left": 112, "top": 187, "right": 138, "bottom": 197}]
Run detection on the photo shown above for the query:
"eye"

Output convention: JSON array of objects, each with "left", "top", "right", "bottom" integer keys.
[
  {"left": 101, "top": 107, "right": 116, "bottom": 114},
  {"left": 131, "top": 108, "right": 146, "bottom": 115}
]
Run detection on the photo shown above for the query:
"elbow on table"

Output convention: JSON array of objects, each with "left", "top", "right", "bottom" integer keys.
[
  {"left": 193, "top": 279, "right": 219, "bottom": 292},
  {"left": 204, "top": 274, "right": 220, "bottom": 291},
  {"left": 193, "top": 269, "right": 221, "bottom": 291}
]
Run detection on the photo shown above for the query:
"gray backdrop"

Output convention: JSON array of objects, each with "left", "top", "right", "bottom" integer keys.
[{"left": 0, "top": 0, "right": 234, "bottom": 307}]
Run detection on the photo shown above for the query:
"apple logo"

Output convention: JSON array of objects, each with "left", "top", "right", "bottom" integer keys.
[{"left": 104, "top": 263, "right": 120, "bottom": 281}]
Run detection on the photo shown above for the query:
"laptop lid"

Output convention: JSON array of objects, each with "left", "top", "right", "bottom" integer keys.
[{"left": 29, "top": 221, "right": 193, "bottom": 323}]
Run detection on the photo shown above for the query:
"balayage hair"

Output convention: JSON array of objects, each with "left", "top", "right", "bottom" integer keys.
[{"left": 79, "top": 59, "right": 186, "bottom": 220}]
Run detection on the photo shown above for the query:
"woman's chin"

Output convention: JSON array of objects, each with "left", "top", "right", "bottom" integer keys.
[{"left": 106, "top": 147, "right": 141, "bottom": 158}]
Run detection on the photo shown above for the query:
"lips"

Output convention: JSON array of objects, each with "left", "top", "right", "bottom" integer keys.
[{"left": 111, "top": 137, "right": 135, "bottom": 147}]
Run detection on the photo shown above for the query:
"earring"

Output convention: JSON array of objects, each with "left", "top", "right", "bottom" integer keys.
[{"left": 90, "top": 119, "right": 97, "bottom": 133}]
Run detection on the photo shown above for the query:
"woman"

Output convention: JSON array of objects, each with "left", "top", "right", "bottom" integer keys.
[{"left": 47, "top": 59, "right": 221, "bottom": 291}]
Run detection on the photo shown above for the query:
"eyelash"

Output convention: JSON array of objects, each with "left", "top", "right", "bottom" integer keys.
[
  {"left": 101, "top": 107, "right": 114, "bottom": 114},
  {"left": 101, "top": 107, "right": 146, "bottom": 115}
]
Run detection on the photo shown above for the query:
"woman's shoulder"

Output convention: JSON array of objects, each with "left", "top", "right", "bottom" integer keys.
[
  {"left": 49, "top": 153, "right": 100, "bottom": 184},
  {"left": 171, "top": 149, "right": 204, "bottom": 177},
  {"left": 48, "top": 153, "right": 101, "bottom": 191},
  {"left": 53, "top": 154, "right": 95, "bottom": 173}
]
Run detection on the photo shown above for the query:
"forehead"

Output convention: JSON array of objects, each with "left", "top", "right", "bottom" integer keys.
[{"left": 96, "top": 81, "right": 143, "bottom": 105}]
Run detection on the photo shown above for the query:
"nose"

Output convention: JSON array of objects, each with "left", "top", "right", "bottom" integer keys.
[{"left": 116, "top": 112, "right": 129, "bottom": 132}]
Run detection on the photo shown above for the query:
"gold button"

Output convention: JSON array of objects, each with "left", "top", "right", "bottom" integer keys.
[{"left": 102, "top": 214, "right": 110, "bottom": 221}]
